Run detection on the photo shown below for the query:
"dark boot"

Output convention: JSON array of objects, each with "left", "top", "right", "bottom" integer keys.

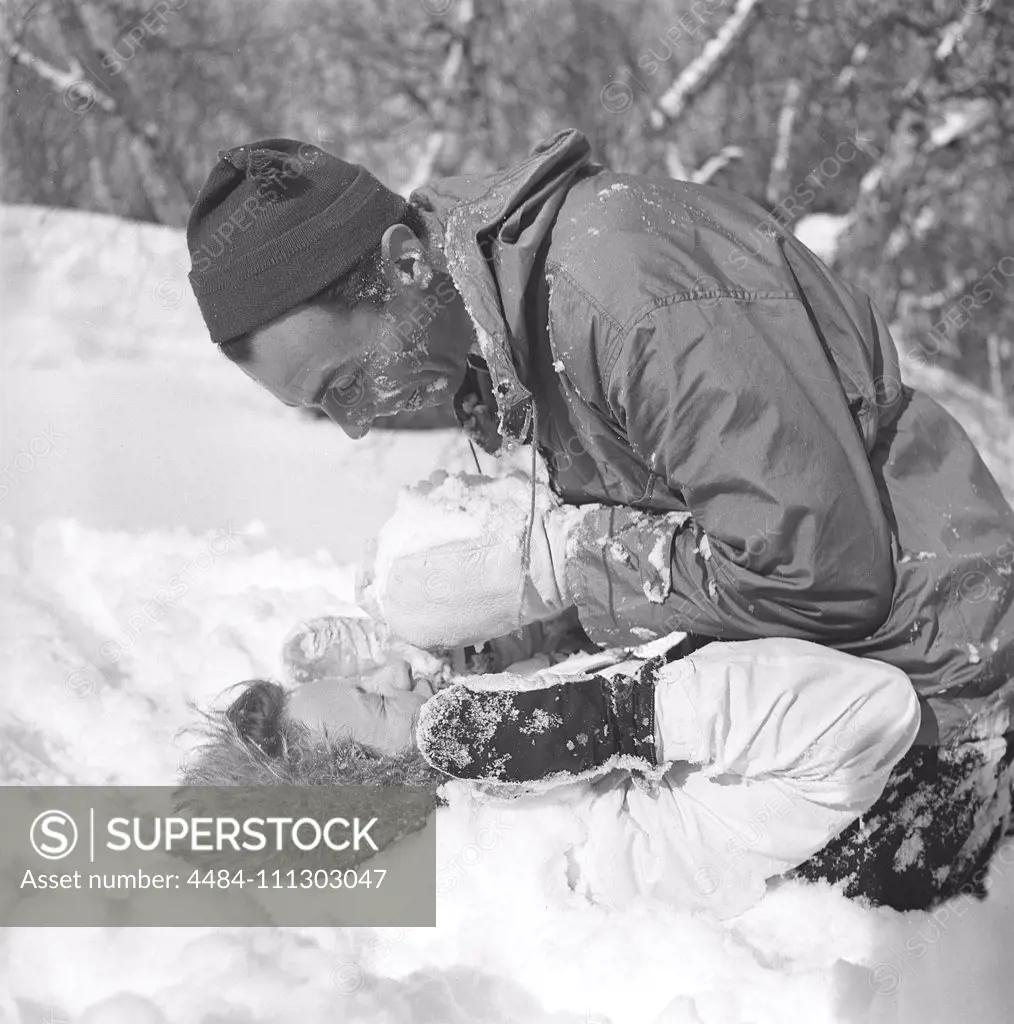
[
  {"left": 793, "top": 726, "right": 1014, "bottom": 911},
  {"left": 416, "top": 659, "right": 661, "bottom": 786}
]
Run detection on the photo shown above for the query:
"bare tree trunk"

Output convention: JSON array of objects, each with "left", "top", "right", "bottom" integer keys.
[
  {"left": 765, "top": 0, "right": 811, "bottom": 205},
  {"left": 397, "top": 18, "right": 469, "bottom": 196},
  {"left": 51, "top": 0, "right": 192, "bottom": 225},
  {"left": 2, "top": 1, "right": 192, "bottom": 224},
  {"left": 986, "top": 335, "right": 1006, "bottom": 408},
  {"left": 397, "top": 0, "right": 475, "bottom": 194},
  {"left": 82, "top": 115, "right": 116, "bottom": 213}
]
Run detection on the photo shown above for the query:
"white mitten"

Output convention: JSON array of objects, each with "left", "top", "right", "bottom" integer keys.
[{"left": 357, "top": 471, "right": 582, "bottom": 648}]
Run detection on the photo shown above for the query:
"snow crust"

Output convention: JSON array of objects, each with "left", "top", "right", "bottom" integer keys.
[{"left": 2, "top": 206, "right": 1014, "bottom": 1024}]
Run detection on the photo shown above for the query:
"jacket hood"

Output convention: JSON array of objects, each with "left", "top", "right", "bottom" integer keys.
[{"left": 412, "top": 129, "right": 596, "bottom": 450}]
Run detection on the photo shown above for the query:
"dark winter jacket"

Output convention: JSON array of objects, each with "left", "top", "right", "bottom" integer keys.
[{"left": 414, "top": 130, "right": 1014, "bottom": 742}]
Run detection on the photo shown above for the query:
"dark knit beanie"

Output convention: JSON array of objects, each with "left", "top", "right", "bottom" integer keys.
[{"left": 187, "top": 138, "right": 408, "bottom": 344}]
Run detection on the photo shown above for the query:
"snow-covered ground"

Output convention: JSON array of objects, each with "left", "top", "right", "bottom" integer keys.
[{"left": 2, "top": 204, "right": 1013, "bottom": 1024}]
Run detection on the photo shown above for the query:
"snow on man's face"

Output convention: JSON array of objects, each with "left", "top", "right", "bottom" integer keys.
[
  {"left": 285, "top": 656, "right": 436, "bottom": 754},
  {"left": 238, "top": 226, "right": 474, "bottom": 439}
]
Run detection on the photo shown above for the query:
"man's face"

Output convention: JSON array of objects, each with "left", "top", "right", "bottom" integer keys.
[
  {"left": 285, "top": 656, "right": 437, "bottom": 754},
  {"left": 237, "top": 271, "right": 471, "bottom": 439}
]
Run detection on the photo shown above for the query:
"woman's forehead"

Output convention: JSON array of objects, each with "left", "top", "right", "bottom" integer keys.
[{"left": 288, "top": 676, "right": 370, "bottom": 717}]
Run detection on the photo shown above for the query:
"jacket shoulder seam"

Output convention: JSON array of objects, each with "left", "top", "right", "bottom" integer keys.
[
  {"left": 617, "top": 290, "right": 800, "bottom": 337},
  {"left": 545, "top": 260, "right": 626, "bottom": 337}
]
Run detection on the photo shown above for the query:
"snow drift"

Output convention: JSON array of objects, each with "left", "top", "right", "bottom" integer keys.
[{"left": 2, "top": 204, "right": 1013, "bottom": 1024}]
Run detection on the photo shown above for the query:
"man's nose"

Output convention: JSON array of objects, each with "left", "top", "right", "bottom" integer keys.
[{"left": 332, "top": 406, "right": 375, "bottom": 438}]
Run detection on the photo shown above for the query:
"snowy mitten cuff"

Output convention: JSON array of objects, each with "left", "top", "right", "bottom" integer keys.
[
  {"left": 416, "top": 669, "right": 658, "bottom": 786},
  {"left": 363, "top": 471, "right": 578, "bottom": 648}
]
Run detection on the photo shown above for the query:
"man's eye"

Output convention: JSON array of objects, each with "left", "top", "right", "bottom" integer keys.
[
  {"left": 317, "top": 371, "right": 358, "bottom": 408},
  {"left": 321, "top": 374, "right": 357, "bottom": 403},
  {"left": 318, "top": 368, "right": 368, "bottom": 422}
]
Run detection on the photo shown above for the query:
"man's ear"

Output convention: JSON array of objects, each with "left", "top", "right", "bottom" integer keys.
[{"left": 380, "top": 223, "right": 432, "bottom": 289}]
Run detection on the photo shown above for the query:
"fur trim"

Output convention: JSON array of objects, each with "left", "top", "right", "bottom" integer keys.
[{"left": 176, "top": 711, "right": 443, "bottom": 871}]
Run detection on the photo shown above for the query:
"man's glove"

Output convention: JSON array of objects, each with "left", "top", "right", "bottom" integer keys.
[{"left": 356, "top": 472, "right": 587, "bottom": 649}]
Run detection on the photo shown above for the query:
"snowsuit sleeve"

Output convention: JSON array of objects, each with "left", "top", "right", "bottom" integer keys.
[
  {"left": 564, "top": 300, "right": 895, "bottom": 646},
  {"left": 575, "top": 638, "right": 920, "bottom": 918}
]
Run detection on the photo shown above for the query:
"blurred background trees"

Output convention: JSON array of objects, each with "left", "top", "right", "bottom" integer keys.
[{"left": 2, "top": 0, "right": 1012, "bottom": 405}]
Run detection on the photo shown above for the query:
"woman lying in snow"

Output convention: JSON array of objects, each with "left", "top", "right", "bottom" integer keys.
[{"left": 184, "top": 614, "right": 1014, "bottom": 918}]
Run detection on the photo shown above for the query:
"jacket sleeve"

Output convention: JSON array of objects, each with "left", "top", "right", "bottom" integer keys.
[
  {"left": 564, "top": 298, "right": 895, "bottom": 646},
  {"left": 575, "top": 638, "right": 920, "bottom": 918}
]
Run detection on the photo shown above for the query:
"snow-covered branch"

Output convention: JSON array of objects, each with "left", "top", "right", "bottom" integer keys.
[
  {"left": 665, "top": 142, "right": 743, "bottom": 186},
  {"left": 1, "top": 34, "right": 115, "bottom": 113},
  {"left": 900, "top": 272, "right": 974, "bottom": 314},
  {"left": 833, "top": 11, "right": 985, "bottom": 313},
  {"left": 649, "top": 0, "right": 763, "bottom": 131},
  {"left": 934, "top": 9, "right": 977, "bottom": 62},
  {"left": 834, "top": 42, "right": 869, "bottom": 93},
  {"left": 691, "top": 145, "right": 744, "bottom": 184}
]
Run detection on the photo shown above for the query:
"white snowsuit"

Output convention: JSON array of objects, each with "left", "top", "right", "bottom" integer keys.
[{"left": 569, "top": 638, "right": 920, "bottom": 918}]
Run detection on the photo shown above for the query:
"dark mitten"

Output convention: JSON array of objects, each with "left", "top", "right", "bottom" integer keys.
[{"left": 416, "top": 662, "right": 659, "bottom": 786}]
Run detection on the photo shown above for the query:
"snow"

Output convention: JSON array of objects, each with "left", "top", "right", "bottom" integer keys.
[
  {"left": 698, "top": 532, "right": 713, "bottom": 561},
  {"left": 898, "top": 551, "right": 937, "bottom": 564},
  {"left": 3, "top": 205, "right": 1014, "bottom": 1023},
  {"left": 793, "top": 213, "right": 850, "bottom": 264}
]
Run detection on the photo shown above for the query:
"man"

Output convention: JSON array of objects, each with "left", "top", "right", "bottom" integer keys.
[{"left": 186, "top": 130, "right": 1014, "bottom": 746}]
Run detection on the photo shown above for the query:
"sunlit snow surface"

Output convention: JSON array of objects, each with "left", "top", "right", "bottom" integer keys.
[{"left": 2, "top": 206, "right": 1013, "bottom": 1024}]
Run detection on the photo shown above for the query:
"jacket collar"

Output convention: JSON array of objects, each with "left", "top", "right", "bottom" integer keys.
[{"left": 412, "top": 129, "right": 595, "bottom": 453}]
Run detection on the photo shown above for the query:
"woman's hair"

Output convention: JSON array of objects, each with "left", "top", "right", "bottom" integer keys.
[
  {"left": 182, "top": 678, "right": 444, "bottom": 791},
  {"left": 224, "top": 679, "right": 288, "bottom": 757},
  {"left": 177, "top": 679, "right": 444, "bottom": 872},
  {"left": 219, "top": 203, "right": 430, "bottom": 366}
]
